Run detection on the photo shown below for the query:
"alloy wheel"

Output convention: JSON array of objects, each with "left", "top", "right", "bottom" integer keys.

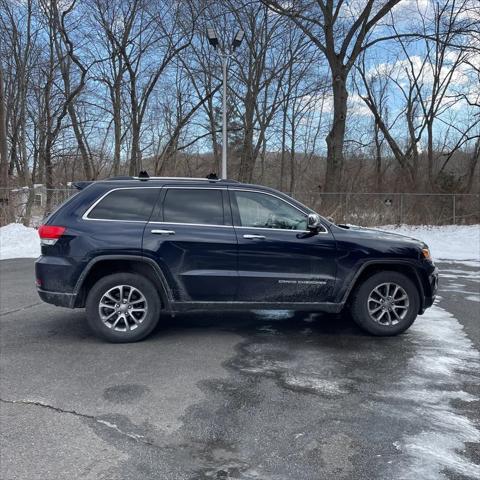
[
  {"left": 367, "top": 282, "right": 409, "bottom": 326},
  {"left": 98, "top": 285, "right": 148, "bottom": 332}
]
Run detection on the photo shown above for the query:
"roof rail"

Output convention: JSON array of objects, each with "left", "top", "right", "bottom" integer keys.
[
  {"left": 103, "top": 175, "right": 240, "bottom": 183},
  {"left": 73, "top": 181, "right": 94, "bottom": 190}
]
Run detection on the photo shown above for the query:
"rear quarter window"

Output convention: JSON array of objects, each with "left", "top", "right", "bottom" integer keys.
[{"left": 87, "top": 188, "right": 159, "bottom": 221}]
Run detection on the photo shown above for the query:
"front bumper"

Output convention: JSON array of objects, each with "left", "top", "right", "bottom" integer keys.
[{"left": 422, "top": 266, "right": 439, "bottom": 312}]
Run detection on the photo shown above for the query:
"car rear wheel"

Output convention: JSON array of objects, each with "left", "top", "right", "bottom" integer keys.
[
  {"left": 349, "top": 271, "right": 420, "bottom": 336},
  {"left": 86, "top": 273, "right": 161, "bottom": 343}
]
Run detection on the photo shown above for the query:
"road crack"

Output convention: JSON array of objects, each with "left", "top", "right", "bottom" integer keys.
[
  {"left": 0, "top": 302, "right": 44, "bottom": 316},
  {"left": 0, "top": 397, "right": 159, "bottom": 448}
]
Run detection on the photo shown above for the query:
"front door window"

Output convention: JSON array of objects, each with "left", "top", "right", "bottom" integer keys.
[{"left": 232, "top": 190, "right": 307, "bottom": 230}]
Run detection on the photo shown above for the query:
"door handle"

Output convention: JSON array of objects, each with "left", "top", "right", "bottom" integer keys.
[
  {"left": 243, "top": 234, "right": 266, "bottom": 240},
  {"left": 151, "top": 229, "right": 175, "bottom": 235}
]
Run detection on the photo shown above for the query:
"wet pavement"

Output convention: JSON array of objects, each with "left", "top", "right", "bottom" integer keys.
[{"left": 0, "top": 259, "right": 479, "bottom": 479}]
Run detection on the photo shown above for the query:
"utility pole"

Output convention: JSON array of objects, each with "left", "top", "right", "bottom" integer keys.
[
  {"left": 221, "top": 54, "right": 228, "bottom": 179},
  {"left": 207, "top": 28, "right": 244, "bottom": 179}
]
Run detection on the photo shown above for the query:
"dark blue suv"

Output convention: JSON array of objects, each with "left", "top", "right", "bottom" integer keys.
[{"left": 35, "top": 176, "right": 438, "bottom": 342}]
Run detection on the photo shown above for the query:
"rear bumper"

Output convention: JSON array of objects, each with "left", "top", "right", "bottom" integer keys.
[{"left": 37, "top": 288, "right": 76, "bottom": 308}]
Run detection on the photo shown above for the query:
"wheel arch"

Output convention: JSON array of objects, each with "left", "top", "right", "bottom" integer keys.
[
  {"left": 342, "top": 261, "right": 426, "bottom": 313},
  {"left": 74, "top": 255, "right": 172, "bottom": 309}
]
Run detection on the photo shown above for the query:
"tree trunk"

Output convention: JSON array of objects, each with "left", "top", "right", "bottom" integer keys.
[
  {"left": 279, "top": 105, "right": 287, "bottom": 191},
  {"left": 239, "top": 90, "right": 256, "bottom": 183},
  {"left": 325, "top": 67, "right": 348, "bottom": 192},
  {"left": 0, "top": 68, "right": 13, "bottom": 224},
  {"left": 67, "top": 103, "right": 92, "bottom": 179},
  {"left": 374, "top": 123, "right": 382, "bottom": 191},
  {"left": 464, "top": 138, "right": 479, "bottom": 193},
  {"left": 44, "top": 139, "right": 54, "bottom": 214},
  {"left": 112, "top": 79, "right": 122, "bottom": 175},
  {"left": 427, "top": 120, "right": 434, "bottom": 190}
]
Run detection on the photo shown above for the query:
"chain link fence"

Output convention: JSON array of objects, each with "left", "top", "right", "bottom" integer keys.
[
  {"left": 1, "top": 187, "right": 479, "bottom": 227},
  {"left": 292, "top": 192, "right": 480, "bottom": 226},
  {"left": 0, "top": 187, "right": 77, "bottom": 227}
]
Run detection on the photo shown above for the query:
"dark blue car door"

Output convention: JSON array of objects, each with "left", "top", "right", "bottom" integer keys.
[
  {"left": 142, "top": 186, "right": 238, "bottom": 302},
  {"left": 229, "top": 188, "right": 337, "bottom": 303}
]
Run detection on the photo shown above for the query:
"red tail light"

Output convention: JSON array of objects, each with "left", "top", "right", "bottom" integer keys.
[{"left": 38, "top": 225, "right": 66, "bottom": 245}]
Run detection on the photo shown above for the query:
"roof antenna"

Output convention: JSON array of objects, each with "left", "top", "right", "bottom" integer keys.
[
  {"left": 138, "top": 170, "right": 150, "bottom": 181},
  {"left": 206, "top": 172, "right": 218, "bottom": 180}
]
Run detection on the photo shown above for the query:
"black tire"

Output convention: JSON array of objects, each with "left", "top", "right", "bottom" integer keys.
[
  {"left": 349, "top": 271, "right": 420, "bottom": 336},
  {"left": 86, "top": 272, "right": 161, "bottom": 343}
]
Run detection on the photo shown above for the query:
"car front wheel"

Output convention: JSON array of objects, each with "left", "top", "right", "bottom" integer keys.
[
  {"left": 86, "top": 273, "right": 161, "bottom": 343},
  {"left": 349, "top": 271, "right": 420, "bottom": 336}
]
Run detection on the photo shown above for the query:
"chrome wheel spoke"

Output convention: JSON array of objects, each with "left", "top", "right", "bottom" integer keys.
[
  {"left": 127, "top": 312, "right": 140, "bottom": 325},
  {"left": 127, "top": 287, "right": 134, "bottom": 303},
  {"left": 373, "top": 287, "right": 386, "bottom": 300},
  {"left": 104, "top": 292, "right": 118, "bottom": 303},
  {"left": 101, "top": 310, "right": 117, "bottom": 321},
  {"left": 130, "top": 297, "right": 146, "bottom": 305},
  {"left": 112, "top": 315, "right": 122, "bottom": 329},
  {"left": 100, "top": 302, "right": 115, "bottom": 310}
]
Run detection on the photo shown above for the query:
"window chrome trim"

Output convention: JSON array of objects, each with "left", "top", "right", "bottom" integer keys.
[
  {"left": 81, "top": 185, "right": 329, "bottom": 235},
  {"left": 230, "top": 188, "right": 329, "bottom": 234},
  {"left": 82, "top": 186, "right": 161, "bottom": 221},
  {"left": 235, "top": 226, "right": 310, "bottom": 233},
  {"left": 148, "top": 221, "right": 233, "bottom": 228}
]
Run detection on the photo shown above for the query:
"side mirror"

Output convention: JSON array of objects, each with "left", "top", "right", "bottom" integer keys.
[{"left": 307, "top": 213, "right": 322, "bottom": 231}]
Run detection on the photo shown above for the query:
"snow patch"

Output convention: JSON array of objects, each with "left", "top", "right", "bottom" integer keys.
[
  {"left": 465, "top": 295, "right": 480, "bottom": 302},
  {"left": 0, "top": 223, "right": 40, "bottom": 260},
  {"left": 253, "top": 310, "right": 294, "bottom": 320},
  {"left": 378, "top": 225, "right": 480, "bottom": 264},
  {"left": 284, "top": 374, "right": 350, "bottom": 396}
]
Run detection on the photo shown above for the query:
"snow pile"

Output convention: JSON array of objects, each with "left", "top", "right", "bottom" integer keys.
[
  {"left": 378, "top": 225, "right": 480, "bottom": 263},
  {"left": 0, "top": 222, "right": 479, "bottom": 262},
  {"left": 0, "top": 223, "right": 40, "bottom": 260}
]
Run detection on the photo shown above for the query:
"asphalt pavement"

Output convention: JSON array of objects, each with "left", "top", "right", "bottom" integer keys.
[{"left": 0, "top": 258, "right": 479, "bottom": 480}]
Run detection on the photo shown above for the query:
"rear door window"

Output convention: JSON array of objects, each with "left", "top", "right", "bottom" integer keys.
[
  {"left": 161, "top": 188, "right": 224, "bottom": 225},
  {"left": 87, "top": 188, "right": 159, "bottom": 221}
]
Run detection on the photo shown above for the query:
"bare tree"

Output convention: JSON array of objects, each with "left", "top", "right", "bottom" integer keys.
[
  {"left": 50, "top": 0, "right": 94, "bottom": 179},
  {"left": 263, "top": 0, "right": 402, "bottom": 191},
  {"left": 355, "top": 0, "right": 479, "bottom": 191}
]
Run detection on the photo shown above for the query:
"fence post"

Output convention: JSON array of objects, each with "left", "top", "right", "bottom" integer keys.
[{"left": 452, "top": 194, "right": 456, "bottom": 224}]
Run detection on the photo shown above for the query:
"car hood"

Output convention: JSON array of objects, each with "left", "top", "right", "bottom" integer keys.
[{"left": 334, "top": 224, "right": 425, "bottom": 246}]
